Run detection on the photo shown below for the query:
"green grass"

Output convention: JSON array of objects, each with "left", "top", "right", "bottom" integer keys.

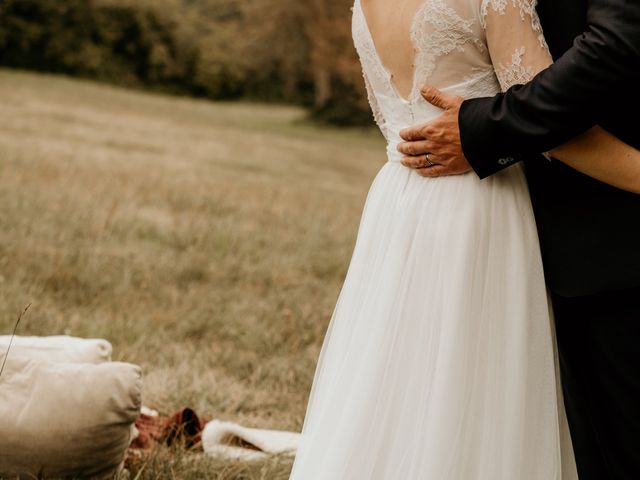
[{"left": 0, "top": 69, "right": 385, "bottom": 478}]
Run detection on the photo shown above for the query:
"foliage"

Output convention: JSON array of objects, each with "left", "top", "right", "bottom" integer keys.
[
  {"left": 0, "top": 0, "right": 373, "bottom": 125},
  {"left": 0, "top": 0, "right": 196, "bottom": 88}
]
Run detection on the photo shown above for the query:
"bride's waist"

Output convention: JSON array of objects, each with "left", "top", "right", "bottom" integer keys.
[
  {"left": 380, "top": 110, "right": 448, "bottom": 163},
  {"left": 385, "top": 129, "right": 423, "bottom": 163},
  {"left": 378, "top": 72, "right": 502, "bottom": 163},
  {"left": 386, "top": 142, "right": 405, "bottom": 163}
]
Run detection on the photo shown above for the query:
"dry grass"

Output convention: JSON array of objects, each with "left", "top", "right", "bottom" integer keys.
[{"left": 0, "top": 69, "right": 385, "bottom": 478}]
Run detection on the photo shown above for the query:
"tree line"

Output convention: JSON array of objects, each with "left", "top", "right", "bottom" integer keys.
[{"left": 0, "top": 0, "right": 372, "bottom": 125}]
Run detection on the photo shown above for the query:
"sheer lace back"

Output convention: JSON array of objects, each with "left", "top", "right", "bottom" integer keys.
[{"left": 352, "top": 0, "right": 552, "bottom": 152}]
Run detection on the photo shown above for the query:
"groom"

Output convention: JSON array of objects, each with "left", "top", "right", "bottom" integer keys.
[{"left": 396, "top": 0, "right": 640, "bottom": 479}]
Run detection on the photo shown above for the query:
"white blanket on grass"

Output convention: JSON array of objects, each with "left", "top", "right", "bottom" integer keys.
[{"left": 202, "top": 419, "right": 300, "bottom": 460}]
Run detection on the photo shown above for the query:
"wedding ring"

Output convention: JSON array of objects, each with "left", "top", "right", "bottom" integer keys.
[{"left": 425, "top": 153, "right": 435, "bottom": 167}]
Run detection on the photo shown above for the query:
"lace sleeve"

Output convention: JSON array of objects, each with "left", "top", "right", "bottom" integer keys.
[
  {"left": 480, "top": 0, "right": 553, "bottom": 92},
  {"left": 362, "top": 70, "right": 389, "bottom": 141}
]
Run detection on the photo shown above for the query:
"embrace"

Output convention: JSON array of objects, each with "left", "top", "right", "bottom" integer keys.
[{"left": 290, "top": 0, "right": 640, "bottom": 479}]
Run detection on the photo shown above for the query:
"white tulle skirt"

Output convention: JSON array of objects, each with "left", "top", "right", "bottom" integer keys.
[{"left": 289, "top": 161, "right": 578, "bottom": 479}]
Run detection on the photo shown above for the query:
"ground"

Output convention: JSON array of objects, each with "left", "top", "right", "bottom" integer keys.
[{"left": 0, "top": 69, "right": 385, "bottom": 479}]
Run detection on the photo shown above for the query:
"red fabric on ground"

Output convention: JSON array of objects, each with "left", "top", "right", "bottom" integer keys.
[{"left": 130, "top": 408, "right": 209, "bottom": 451}]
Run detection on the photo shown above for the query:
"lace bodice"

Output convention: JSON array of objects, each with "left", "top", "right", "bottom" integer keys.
[{"left": 352, "top": 0, "right": 552, "bottom": 159}]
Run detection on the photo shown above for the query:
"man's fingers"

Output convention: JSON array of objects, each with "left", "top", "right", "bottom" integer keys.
[
  {"left": 399, "top": 126, "right": 425, "bottom": 142},
  {"left": 416, "top": 165, "right": 446, "bottom": 177},
  {"left": 418, "top": 164, "right": 472, "bottom": 177},
  {"left": 396, "top": 140, "right": 437, "bottom": 156},
  {"left": 420, "top": 85, "right": 456, "bottom": 110},
  {"left": 401, "top": 155, "right": 435, "bottom": 169}
]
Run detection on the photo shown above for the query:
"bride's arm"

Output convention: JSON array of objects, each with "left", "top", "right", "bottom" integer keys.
[
  {"left": 482, "top": 0, "right": 640, "bottom": 194},
  {"left": 549, "top": 127, "right": 640, "bottom": 194}
]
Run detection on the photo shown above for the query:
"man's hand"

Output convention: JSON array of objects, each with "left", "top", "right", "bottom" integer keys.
[{"left": 398, "top": 86, "right": 472, "bottom": 177}]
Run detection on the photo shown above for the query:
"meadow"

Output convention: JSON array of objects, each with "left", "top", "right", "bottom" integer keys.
[{"left": 0, "top": 69, "right": 385, "bottom": 479}]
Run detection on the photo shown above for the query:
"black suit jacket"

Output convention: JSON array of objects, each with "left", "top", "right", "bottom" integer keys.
[{"left": 459, "top": 0, "right": 640, "bottom": 297}]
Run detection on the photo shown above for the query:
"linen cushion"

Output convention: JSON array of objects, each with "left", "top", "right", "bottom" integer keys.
[
  {"left": 0, "top": 335, "right": 112, "bottom": 364},
  {"left": 0, "top": 354, "right": 141, "bottom": 479}
]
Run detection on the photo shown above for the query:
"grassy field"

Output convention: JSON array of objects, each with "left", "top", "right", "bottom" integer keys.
[{"left": 0, "top": 69, "right": 385, "bottom": 478}]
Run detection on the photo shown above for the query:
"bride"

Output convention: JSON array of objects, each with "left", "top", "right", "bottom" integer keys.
[{"left": 289, "top": 0, "right": 640, "bottom": 478}]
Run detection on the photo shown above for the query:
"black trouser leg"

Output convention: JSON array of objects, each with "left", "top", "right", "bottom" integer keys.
[{"left": 552, "top": 287, "right": 640, "bottom": 480}]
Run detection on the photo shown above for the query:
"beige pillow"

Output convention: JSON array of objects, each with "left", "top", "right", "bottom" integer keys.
[
  {"left": 0, "top": 335, "right": 112, "bottom": 364},
  {"left": 0, "top": 354, "right": 142, "bottom": 479}
]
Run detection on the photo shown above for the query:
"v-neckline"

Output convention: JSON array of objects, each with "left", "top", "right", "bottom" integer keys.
[{"left": 356, "top": 0, "right": 427, "bottom": 103}]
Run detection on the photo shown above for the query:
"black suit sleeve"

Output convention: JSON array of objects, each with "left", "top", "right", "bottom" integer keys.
[{"left": 459, "top": 0, "right": 640, "bottom": 179}]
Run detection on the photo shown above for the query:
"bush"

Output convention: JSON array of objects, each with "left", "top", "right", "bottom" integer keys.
[
  {"left": 310, "top": 77, "right": 375, "bottom": 126},
  {"left": 0, "top": 0, "right": 199, "bottom": 90},
  {"left": 0, "top": 0, "right": 373, "bottom": 126}
]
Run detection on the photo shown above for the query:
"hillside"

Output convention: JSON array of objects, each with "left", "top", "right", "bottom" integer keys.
[
  {"left": 0, "top": 69, "right": 385, "bottom": 478},
  {"left": 0, "top": 0, "right": 370, "bottom": 124}
]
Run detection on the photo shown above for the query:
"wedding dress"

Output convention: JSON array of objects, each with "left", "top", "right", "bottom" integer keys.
[{"left": 289, "top": 1, "right": 578, "bottom": 478}]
